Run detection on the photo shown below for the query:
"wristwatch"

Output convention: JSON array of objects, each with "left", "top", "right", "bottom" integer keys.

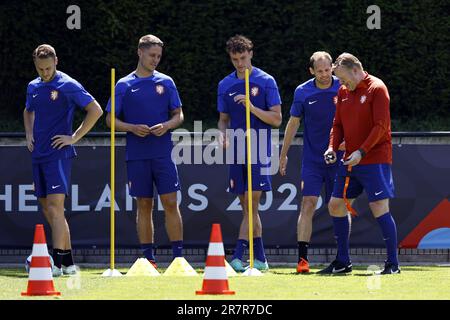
[{"left": 358, "top": 148, "right": 366, "bottom": 158}]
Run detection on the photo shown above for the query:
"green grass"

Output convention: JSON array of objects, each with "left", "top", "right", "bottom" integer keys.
[{"left": 1, "top": 265, "right": 450, "bottom": 300}]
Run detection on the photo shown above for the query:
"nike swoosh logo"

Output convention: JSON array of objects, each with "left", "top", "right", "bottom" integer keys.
[
  {"left": 33, "top": 94, "right": 38, "bottom": 98},
  {"left": 332, "top": 264, "right": 351, "bottom": 273},
  {"left": 376, "top": 268, "right": 400, "bottom": 275},
  {"left": 260, "top": 183, "right": 266, "bottom": 187},
  {"left": 375, "top": 191, "right": 383, "bottom": 196},
  {"left": 52, "top": 185, "right": 61, "bottom": 189},
  {"left": 131, "top": 88, "right": 140, "bottom": 92},
  {"left": 308, "top": 100, "right": 317, "bottom": 104},
  {"left": 228, "top": 92, "right": 237, "bottom": 96},
  {"left": 342, "top": 98, "right": 349, "bottom": 101},
  {"left": 175, "top": 182, "right": 179, "bottom": 187}
]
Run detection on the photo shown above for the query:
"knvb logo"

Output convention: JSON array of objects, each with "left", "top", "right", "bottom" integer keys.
[{"left": 50, "top": 90, "right": 59, "bottom": 101}]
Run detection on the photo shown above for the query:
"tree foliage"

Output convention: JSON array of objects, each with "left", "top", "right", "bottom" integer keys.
[{"left": 1, "top": 0, "right": 449, "bottom": 131}]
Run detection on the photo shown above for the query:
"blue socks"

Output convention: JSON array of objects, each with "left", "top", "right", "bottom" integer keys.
[
  {"left": 142, "top": 241, "right": 183, "bottom": 261},
  {"left": 332, "top": 216, "right": 351, "bottom": 264},
  {"left": 232, "top": 238, "right": 266, "bottom": 262},
  {"left": 171, "top": 240, "right": 183, "bottom": 259},
  {"left": 141, "top": 243, "right": 155, "bottom": 262},
  {"left": 253, "top": 237, "right": 267, "bottom": 262},
  {"left": 232, "top": 239, "right": 248, "bottom": 260},
  {"left": 376, "top": 212, "right": 399, "bottom": 265},
  {"left": 331, "top": 213, "right": 399, "bottom": 266}
]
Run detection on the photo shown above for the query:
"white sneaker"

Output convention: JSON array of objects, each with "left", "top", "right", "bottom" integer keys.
[
  {"left": 52, "top": 265, "right": 63, "bottom": 277},
  {"left": 62, "top": 264, "right": 78, "bottom": 275}
]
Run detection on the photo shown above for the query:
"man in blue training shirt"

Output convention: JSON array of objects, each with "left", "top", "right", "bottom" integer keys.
[
  {"left": 106, "top": 35, "right": 184, "bottom": 268},
  {"left": 279, "top": 51, "right": 344, "bottom": 273},
  {"left": 217, "top": 35, "right": 282, "bottom": 272},
  {"left": 23, "top": 44, "right": 103, "bottom": 276}
]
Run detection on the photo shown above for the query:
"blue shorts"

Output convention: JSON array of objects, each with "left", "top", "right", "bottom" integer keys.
[
  {"left": 32, "top": 158, "right": 71, "bottom": 198},
  {"left": 228, "top": 163, "right": 271, "bottom": 195},
  {"left": 301, "top": 162, "right": 339, "bottom": 203},
  {"left": 332, "top": 162, "right": 395, "bottom": 202},
  {"left": 127, "top": 157, "right": 180, "bottom": 198}
]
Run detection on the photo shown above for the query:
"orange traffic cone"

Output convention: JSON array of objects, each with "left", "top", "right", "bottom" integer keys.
[
  {"left": 22, "top": 224, "right": 61, "bottom": 296},
  {"left": 196, "top": 224, "right": 235, "bottom": 295}
]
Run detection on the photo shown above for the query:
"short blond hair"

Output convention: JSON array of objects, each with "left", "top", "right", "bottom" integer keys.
[
  {"left": 333, "top": 53, "right": 363, "bottom": 71},
  {"left": 138, "top": 35, "right": 164, "bottom": 49},
  {"left": 309, "top": 51, "right": 332, "bottom": 69},
  {"left": 32, "top": 44, "right": 56, "bottom": 60}
]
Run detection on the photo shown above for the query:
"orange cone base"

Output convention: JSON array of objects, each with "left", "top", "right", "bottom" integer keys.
[
  {"left": 21, "top": 291, "right": 61, "bottom": 296},
  {"left": 21, "top": 281, "right": 61, "bottom": 296},
  {"left": 195, "top": 280, "right": 235, "bottom": 295},
  {"left": 196, "top": 290, "right": 235, "bottom": 295}
]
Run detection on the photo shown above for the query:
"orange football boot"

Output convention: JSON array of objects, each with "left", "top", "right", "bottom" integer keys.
[
  {"left": 296, "top": 258, "right": 310, "bottom": 273},
  {"left": 148, "top": 259, "right": 158, "bottom": 269}
]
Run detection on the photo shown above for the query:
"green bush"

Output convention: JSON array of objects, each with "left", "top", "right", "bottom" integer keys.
[{"left": 1, "top": 0, "right": 449, "bottom": 132}]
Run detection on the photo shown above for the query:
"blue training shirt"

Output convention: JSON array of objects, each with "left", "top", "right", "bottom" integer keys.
[
  {"left": 217, "top": 67, "right": 281, "bottom": 164},
  {"left": 25, "top": 71, "right": 95, "bottom": 164},
  {"left": 290, "top": 76, "right": 340, "bottom": 165},
  {"left": 106, "top": 71, "right": 182, "bottom": 161}
]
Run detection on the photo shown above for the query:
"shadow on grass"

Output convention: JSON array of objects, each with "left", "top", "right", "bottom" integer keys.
[
  {"left": 270, "top": 270, "right": 315, "bottom": 276},
  {"left": 314, "top": 273, "right": 353, "bottom": 277},
  {"left": 353, "top": 273, "right": 382, "bottom": 277},
  {"left": 0, "top": 269, "right": 28, "bottom": 278}
]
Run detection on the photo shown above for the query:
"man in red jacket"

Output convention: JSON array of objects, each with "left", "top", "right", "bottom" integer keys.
[{"left": 320, "top": 53, "right": 400, "bottom": 275}]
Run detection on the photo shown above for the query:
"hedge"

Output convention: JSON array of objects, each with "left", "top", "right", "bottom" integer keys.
[{"left": 0, "top": 0, "right": 449, "bottom": 131}]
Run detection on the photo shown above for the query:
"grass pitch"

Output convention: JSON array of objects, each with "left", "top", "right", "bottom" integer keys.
[{"left": 1, "top": 265, "right": 450, "bottom": 300}]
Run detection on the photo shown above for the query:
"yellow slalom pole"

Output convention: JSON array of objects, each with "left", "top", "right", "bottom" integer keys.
[
  {"left": 110, "top": 68, "right": 116, "bottom": 271},
  {"left": 245, "top": 68, "right": 254, "bottom": 269},
  {"left": 102, "top": 69, "right": 121, "bottom": 277}
]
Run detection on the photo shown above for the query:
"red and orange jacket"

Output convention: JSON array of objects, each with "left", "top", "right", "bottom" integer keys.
[{"left": 329, "top": 72, "right": 392, "bottom": 164}]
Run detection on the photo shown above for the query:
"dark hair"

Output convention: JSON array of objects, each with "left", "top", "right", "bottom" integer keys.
[
  {"left": 226, "top": 35, "right": 253, "bottom": 54},
  {"left": 32, "top": 44, "right": 56, "bottom": 60}
]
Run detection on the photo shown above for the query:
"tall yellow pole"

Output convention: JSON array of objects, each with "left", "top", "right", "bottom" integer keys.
[
  {"left": 110, "top": 68, "right": 116, "bottom": 271},
  {"left": 245, "top": 69, "right": 254, "bottom": 269}
]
